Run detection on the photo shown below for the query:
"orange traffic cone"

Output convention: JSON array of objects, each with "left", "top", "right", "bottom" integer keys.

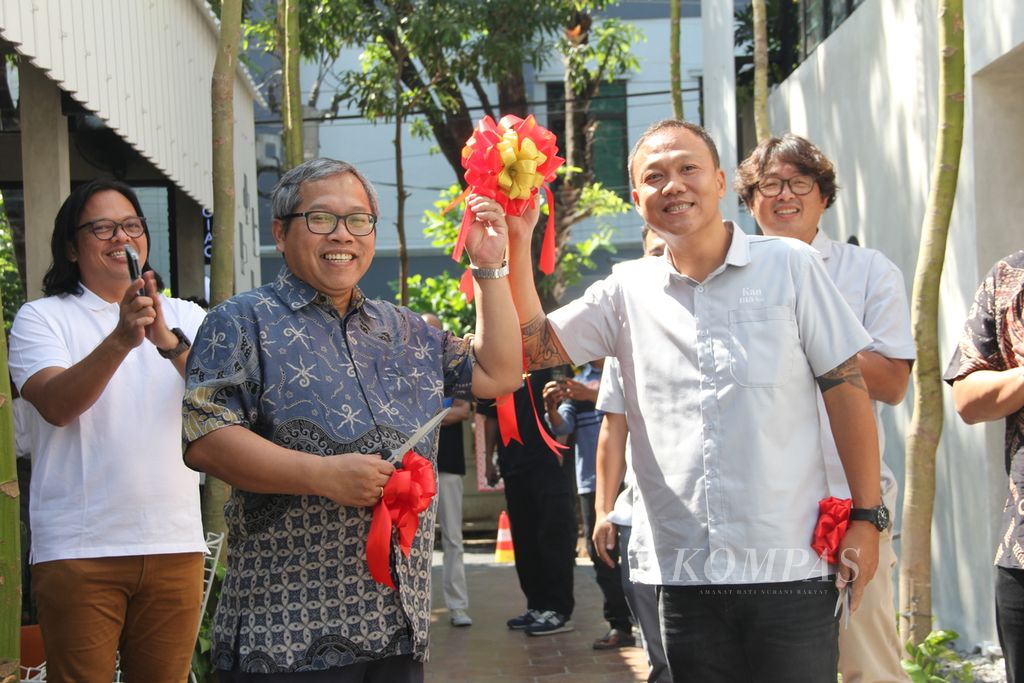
[{"left": 494, "top": 510, "right": 515, "bottom": 564}]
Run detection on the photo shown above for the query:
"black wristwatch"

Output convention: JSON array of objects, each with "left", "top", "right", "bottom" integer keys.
[
  {"left": 157, "top": 327, "right": 192, "bottom": 360},
  {"left": 849, "top": 504, "right": 890, "bottom": 532}
]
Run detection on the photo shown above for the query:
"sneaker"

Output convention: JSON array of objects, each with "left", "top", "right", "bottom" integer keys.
[
  {"left": 525, "top": 610, "right": 574, "bottom": 636},
  {"left": 506, "top": 609, "right": 542, "bottom": 630},
  {"left": 592, "top": 627, "right": 636, "bottom": 650},
  {"left": 449, "top": 609, "right": 473, "bottom": 627}
]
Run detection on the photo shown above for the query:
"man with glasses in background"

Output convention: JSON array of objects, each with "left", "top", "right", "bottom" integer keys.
[
  {"left": 736, "top": 134, "right": 915, "bottom": 683},
  {"left": 182, "top": 158, "right": 522, "bottom": 681},
  {"left": 10, "top": 180, "right": 208, "bottom": 683}
]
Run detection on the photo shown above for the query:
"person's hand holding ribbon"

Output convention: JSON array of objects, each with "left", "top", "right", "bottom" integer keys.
[
  {"left": 366, "top": 450, "right": 436, "bottom": 589},
  {"left": 464, "top": 194, "right": 509, "bottom": 270}
]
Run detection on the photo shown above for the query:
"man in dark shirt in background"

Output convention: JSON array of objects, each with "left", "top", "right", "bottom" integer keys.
[{"left": 481, "top": 367, "right": 578, "bottom": 636}]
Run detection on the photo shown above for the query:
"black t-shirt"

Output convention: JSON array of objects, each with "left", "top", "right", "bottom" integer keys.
[
  {"left": 436, "top": 421, "right": 466, "bottom": 475},
  {"left": 478, "top": 366, "right": 566, "bottom": 478}
]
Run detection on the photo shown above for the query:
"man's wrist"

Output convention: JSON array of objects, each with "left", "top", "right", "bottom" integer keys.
[
  {"left": 470, "top": 261, "right": 509, "bottom": 280},
  {"left": 157, "top": 327, "right": 192, "bottom": 360}
]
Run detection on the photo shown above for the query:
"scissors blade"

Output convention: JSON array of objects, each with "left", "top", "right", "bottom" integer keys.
[{"left": 387, "top": 407, "right": 451, "bottom": 464}]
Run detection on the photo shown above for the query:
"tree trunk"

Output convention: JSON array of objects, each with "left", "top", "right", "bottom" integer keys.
[
  {"left": 497, "top": 73, "right": 529, "bottom": 119},
  {"left": 670, "top": 0, "right": 683, "bottom": 119},
  {"left": 204, "top": 0, "right": 243, "bottom": 539},
  {"left": 394, "top": 67, "right": 409, "bottom": 306},
  {"left": 0, "top": 289, "right": 19, "bottom": 682},
  {"left": 279, "top": 0, "right": 303, "bottom": 170},
  {"left": 752, "top": 0, "right": 770, "bottom": 142},
  {"left": 899, "top": 0, "right": 965, "bottom": 648}
]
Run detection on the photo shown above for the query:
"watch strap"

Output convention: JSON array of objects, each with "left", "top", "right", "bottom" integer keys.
[
  {"left": 470, "top": 261, "right": 509, "bottom": 280},
  {"left": 158, "top": 327, "right": 192, "bottom": 360},
  {"left": 849, "top": 504, "right": 890, "bottom": 531}
]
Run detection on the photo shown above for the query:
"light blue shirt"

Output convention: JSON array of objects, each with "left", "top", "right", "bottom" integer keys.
[
  {"left": 545, "top": 363, "right": 603, "bottom": 493},
  {"left": 549, "top": 223, "right": 871, "bottom": 585}
]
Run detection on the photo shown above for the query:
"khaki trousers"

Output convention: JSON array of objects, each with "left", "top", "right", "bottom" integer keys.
[
  {"left": 33, "top": 552, "right": 204, "bottom": 683},
  {"left": 838, "top": 530, "right": 911, "bottom": 683}
]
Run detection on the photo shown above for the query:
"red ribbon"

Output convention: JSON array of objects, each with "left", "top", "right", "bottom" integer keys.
[
  {"left": 447, "top": 114, "right": 564, "bottom": 277},
  {"left": 524, "top": 369, "right": 569, "bottom": 456},
  {"left": 367, "top": 451, "right": 437, "bottom": 589},
  {"left": 493, "top": 354, "right": 568, "bottom": 457},
  {"left": 810, "top": 496, "right": 852, "bottom": 564},
  {"left": 496, "top": 392, "right": 522, "bottom": 446}
]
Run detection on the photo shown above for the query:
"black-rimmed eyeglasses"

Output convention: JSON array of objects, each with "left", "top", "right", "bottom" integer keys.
[
  {"left": 756, "top": 175, "right": 817, "bottom": 198},
  {"left": 278, "top": 211, "right": 378, "bottom": 236},
  {"left": 76, "top": 217, "right": 147, "bottom": 241}
]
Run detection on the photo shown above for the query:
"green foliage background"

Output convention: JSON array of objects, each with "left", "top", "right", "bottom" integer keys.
[
  {"left": 398, "top": 185, "right": 623, "bottom": 334},
  {"left": 0, "top": 192, "right": 25, "bottom": 333}
]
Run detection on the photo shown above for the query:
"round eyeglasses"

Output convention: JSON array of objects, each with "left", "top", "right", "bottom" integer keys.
[
  {"left": 756, "top": 175, "right": 817, "bottom": 198},
  {"left": 76, "top": 217, "right": 148, "bottom": 241},
  {"left": 278, "top": 211, "right": 378, "bottom": 236}
]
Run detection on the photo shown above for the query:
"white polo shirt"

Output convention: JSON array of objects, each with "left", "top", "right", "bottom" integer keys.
[
  {"left": 548, "top": 223, "right": 871, "bottom": 585},
  {"left": 810, "top": 231, "right": 916, "bottom": 512},
  {"left": 10, "top": 287, "right": 207, "bottom": 563},
  {"left": 596, "top": 357, "right": 633, "bottom": 527}
]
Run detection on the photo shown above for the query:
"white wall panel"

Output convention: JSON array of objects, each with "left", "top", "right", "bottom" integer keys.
[
  {"left": 754, "top": 0, "right": 1024, "bottom": 649},
  {"left": 0, "top": 0, "right": 263, "bottom": 213}
]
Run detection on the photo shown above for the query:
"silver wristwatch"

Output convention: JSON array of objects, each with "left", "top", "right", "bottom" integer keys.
[{"left": 470, "top": 261, "right": 509, "bottom": 280}]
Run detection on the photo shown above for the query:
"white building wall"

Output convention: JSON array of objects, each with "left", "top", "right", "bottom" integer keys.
[
  {"left": 758, "top": 0, "right": 1024, "bottom": 647},
  {"left": 0, "top": 0, "right": 263, "bottom": 286}
]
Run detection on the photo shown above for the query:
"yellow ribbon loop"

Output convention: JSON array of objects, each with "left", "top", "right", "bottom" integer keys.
[{"left": 497, "top": 130, "right": 549, "bottom": 200}]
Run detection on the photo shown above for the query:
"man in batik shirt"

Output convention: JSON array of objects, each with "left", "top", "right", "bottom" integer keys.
[
  {"left": 182, "top": 158, "right": 521, "bottom": 681},
  {"left": 945, "top": 250, "right": 1024, "bottom": 683}
]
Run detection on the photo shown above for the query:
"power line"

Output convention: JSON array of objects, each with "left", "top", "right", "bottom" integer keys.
[{"left": 255, "top": 87, "right": 700, "bottom": 126}]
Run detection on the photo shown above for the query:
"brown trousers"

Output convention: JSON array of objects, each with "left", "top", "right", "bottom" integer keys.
[
  {"left": 33, "top": 552, "right": 204, "bottom": 683},
  {"left": 838, "top": 530, "right": 912, "bottom": 683}
]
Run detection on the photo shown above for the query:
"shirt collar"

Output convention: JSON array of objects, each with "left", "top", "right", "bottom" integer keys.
[
  {"left": 272, "top": 264, "right": 366, "bottom": 315},
  {"left": 721, "top": 221, "right": 752, "bottom": 268},
  {"left": 809, "top": 228, "right": 834, "bottom": 260},
  {"left": 77, "top": 284, "right": 117, "bottom": 311},
  {"left": 659, "top": 221, "right": 748, "bottom": 288}
]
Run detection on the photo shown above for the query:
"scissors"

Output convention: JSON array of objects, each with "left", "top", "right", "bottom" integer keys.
[
  {"left": 385, "top": 407, "right": 451, "bottom": 467},
  {"left": 834, "top": 583, "right": 851, "bottom": 630}
]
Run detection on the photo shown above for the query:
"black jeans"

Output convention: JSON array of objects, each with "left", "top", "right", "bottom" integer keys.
[
  {"left": 503, "top": 456, "right": 578, "bottom": 618},
  {"left": 579, "top": 491, "right": 634, "bottom": 631},
  {"left": 660, "top": 578, "right": 839, "bottom": 683},
  {"left": 218, "top": 654, "right": 422, "bottom": 683},
  {"left": 997, "top": 566, "right": 1024, "bottom": 683}
]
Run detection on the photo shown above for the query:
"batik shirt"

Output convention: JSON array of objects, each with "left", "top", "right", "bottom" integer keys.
[
  {"left": 944, "top": 250, "right": 1024, "bottom": 569},
  {"left": 183, "top": 266, "right": 473, "bottom": 672}
]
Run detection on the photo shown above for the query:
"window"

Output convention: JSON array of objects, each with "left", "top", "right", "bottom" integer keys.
[
  {"left": 801, "top": 0, "right": 864, "bottom": 58},
  {"left": 546, "top": 80, "right": 630, "bottom": 199}
]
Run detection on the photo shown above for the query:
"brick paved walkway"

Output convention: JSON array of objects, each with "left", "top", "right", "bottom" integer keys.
[{"left": 425, "top": 555, "right": 650, "bottom": 682}]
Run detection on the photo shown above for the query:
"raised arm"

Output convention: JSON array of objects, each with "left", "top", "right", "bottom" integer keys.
[
  {"left": 462, "top": 195, "right": 526, "bottom": 398},
  {"left": 818, "top": 355, "right": 881, "bottom": 611},
  {"left": 505, "top": 202, "right": 572, "bottom": 370}
]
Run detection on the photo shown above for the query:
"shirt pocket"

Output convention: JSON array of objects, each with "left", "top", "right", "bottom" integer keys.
[{"left": 727, "top": 306, "right": 798, "bottom": 387}]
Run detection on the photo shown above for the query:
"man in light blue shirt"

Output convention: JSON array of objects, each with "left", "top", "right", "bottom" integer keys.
[{"left": 504, "top": 120, "right": 883, "bottom": 682}]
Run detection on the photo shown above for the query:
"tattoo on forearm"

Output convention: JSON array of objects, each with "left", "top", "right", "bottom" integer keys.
[
  {"left": 521, "top": 314, "right": 568, "bottom": 370},
  {"left": 817, "top": 355, "right": 868, "bottom": 394}
]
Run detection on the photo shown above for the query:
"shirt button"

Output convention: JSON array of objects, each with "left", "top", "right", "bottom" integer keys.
[{"left": 696, "top": 286, "right": 704, "bottom": 292}]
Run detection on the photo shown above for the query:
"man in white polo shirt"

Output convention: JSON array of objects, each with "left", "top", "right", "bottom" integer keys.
[
  {"left": 504, "top": 119, "right": 883, "bottom": 681},
  {"left": 10, "top": 180, "right": 207, "bottom": 683},
  {"left": 736, "top": 134, "right": 915, "bottom": 683}
]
